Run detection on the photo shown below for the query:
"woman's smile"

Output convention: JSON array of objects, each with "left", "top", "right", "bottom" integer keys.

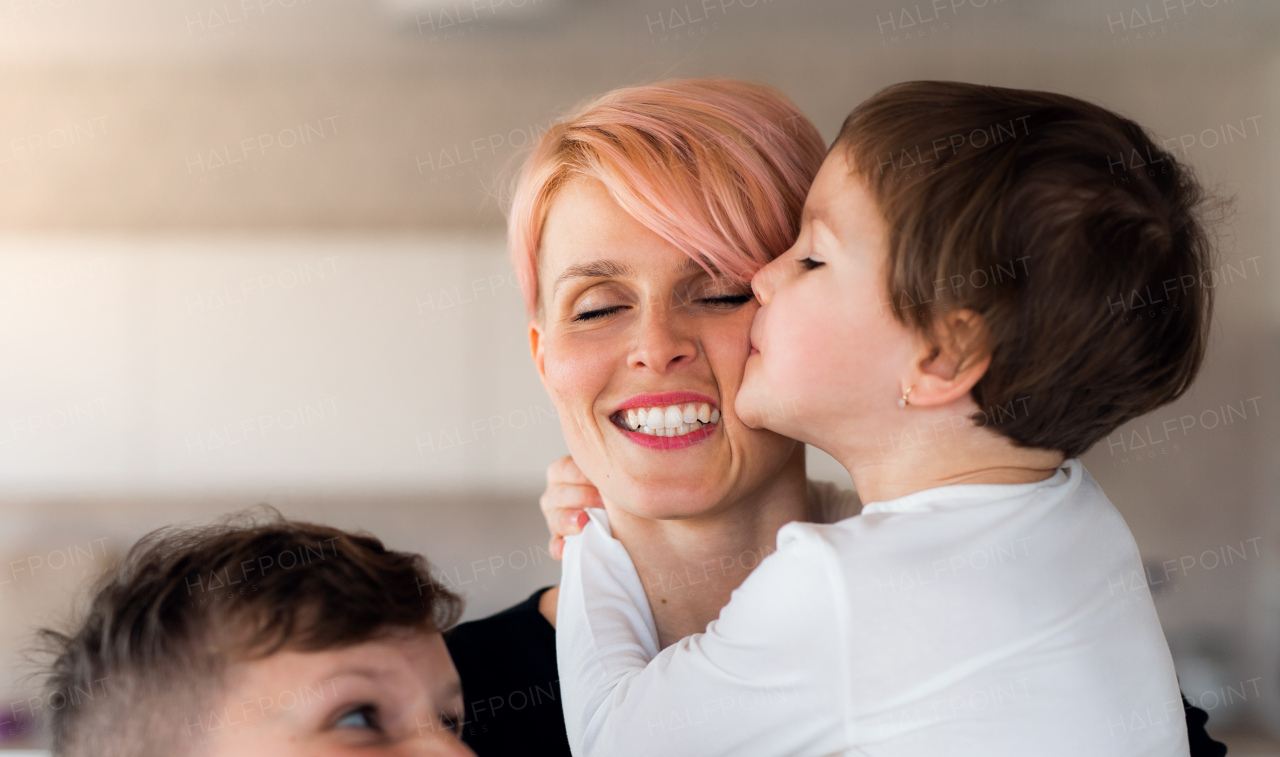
[{"left": 609, "top": 391, "right": 723, "bottom": 449}]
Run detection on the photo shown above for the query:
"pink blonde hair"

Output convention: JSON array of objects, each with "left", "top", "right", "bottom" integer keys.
[{"left": 508, "top": 78, "right": 826, "bottom": 315}]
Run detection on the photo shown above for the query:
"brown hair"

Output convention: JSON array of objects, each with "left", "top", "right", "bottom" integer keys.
[
  {"left": 36, "top": 507, "right": 462, "bottom": 757},
  {"left": 835, "top": 81, "right": 1217, "bottom": 457}
]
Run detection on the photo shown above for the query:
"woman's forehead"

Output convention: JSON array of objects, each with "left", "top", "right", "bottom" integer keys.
[{"left": 540, "top": 183, "right": 714, "bottom": 286}]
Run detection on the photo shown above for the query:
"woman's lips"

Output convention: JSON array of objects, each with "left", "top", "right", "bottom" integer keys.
[
  {"left": 608, "top": 391, "right": 721, "bottom": 450},
  {"left": 615, "top": 420, "right": 718, "bottom": 450},
  {"left": 613, "top": 391, "right": 717, "bottom": 413}
]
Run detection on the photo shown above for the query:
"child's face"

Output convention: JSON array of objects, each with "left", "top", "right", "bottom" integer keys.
[
  {"left": 739, "top": 149, "right": 917, "bottom": 454},
  {"left": 197, "top": 630, "right": 473, "bottom": 757}
]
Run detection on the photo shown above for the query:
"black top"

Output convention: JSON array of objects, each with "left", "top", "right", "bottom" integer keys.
[
  {"left": 448, "top": 586, "right": 1226, "bottom": 757},
  {"left": 1185, "top": 695, "right": 1228, "bottom": 757},
  {"left": 445, "top": 587, "right": 571, "bottom": 757}
]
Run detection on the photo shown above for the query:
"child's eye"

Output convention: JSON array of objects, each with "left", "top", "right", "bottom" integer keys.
[
  {"left": 440, "top": 711, "right": 463, "bottom": 735},
  {"left": 334, "top": 705, "right": 380, "bottom": 731},
  {"left": 799, "top": 257, "right": 825, "bottom": 271},
  {"left": 572, "top": 305, "right": 625, "bottom": 322}
]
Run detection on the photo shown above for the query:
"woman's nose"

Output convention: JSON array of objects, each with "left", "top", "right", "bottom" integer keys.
[{"left": 628, "top": 305, "right": 697, "bottom": 374}]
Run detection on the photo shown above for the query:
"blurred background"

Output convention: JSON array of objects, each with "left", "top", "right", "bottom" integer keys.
[{"left": 0, "top": 0, "right": 1277, "bottom": 752}]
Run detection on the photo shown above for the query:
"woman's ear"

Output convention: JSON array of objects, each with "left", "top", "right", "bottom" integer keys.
[
  {"left": 905, "top": 309, "right": 991, "bottom": 408},
  {"left": 529, "top": 319, "right": 548, "bottom": 383}
]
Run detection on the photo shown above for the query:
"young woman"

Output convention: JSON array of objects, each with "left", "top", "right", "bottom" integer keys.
[{"left": 442, "top": 77, "right": 855, "bottom": 756}]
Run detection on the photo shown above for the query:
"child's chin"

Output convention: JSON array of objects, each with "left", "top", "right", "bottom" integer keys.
[{"left": 733, "top": 387, "right": 765, "bottom": 430}]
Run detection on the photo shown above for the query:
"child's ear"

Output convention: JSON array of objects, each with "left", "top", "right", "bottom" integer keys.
[{"left": 907, "top": 309, "right": 992, "bottom": 407}]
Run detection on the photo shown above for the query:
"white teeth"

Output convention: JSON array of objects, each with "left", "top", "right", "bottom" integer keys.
[
  {"left": 620, "top": 402, "right": 720, "bottom": 438},
  {"left": 663, "top": 406, "right": 682, "bottom": 429}
]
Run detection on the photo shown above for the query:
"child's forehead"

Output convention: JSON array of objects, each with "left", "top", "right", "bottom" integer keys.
[
  {"left": 805, "top": 154, "right": 883, "bottom": 239},
  {"left": 230, "top": 631, "right": 453, "bottom": 694}
]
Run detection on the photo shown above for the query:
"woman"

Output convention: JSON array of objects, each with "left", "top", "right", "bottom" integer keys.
[{"left": 443, "top": 78, "right": 1224, "bottom": 757}]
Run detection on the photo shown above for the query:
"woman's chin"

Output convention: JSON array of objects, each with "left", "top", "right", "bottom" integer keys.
[{"left": 609, "top": 482, "right": 729, "bottom": 521}]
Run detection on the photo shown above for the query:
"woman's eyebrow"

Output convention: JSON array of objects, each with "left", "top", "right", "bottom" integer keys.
[{"left": 552, "top": 260, "right": 632, "bottom": 295}]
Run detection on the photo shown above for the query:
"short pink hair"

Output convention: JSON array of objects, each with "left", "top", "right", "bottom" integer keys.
[{"left": 508, "top": 78, "right": 826, "bottom": 315}]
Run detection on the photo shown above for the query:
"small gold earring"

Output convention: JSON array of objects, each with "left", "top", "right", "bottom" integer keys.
[{"left": 897, "top": 386, "right": 914, "bottom": 409}]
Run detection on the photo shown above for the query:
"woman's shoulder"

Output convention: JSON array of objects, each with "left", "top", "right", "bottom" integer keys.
[
  {"left": 805, "top": 478, "right": 862, "bottom": 524},
  {"left": 445, "top": 586, "right": 557, "bottom": 673},
  {"left": 445, "top": 587, "right": 572, "bottom": 755}
]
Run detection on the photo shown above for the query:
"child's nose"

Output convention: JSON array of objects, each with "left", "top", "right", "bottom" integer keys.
[{"left": 751, "top": 257, "right": 783, "bottom": 306}]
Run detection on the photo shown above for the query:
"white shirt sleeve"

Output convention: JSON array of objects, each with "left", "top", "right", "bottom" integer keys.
[{"left": 556, "top": 510, "right": 850, "bottom": 757}]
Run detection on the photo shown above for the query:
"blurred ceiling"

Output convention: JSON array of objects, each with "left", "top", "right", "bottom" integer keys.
[
  {"left": 0, "top": 0, "right": 1276, "bottom": 61},
  {"left": 0, "top": 0, "right": 1275, "bottom": 231}
]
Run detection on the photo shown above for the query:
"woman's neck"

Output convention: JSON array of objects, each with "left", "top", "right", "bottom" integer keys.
[{"left": 605, "top": 446, "right": 809, "bottom": 649}]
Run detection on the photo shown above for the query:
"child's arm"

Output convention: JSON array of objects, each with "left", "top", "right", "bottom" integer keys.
[{"left": 556, "top": 511, "right": 850, "bottom": 757}]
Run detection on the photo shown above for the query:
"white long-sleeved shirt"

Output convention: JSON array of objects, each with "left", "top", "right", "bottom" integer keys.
[{"left": 557, "top": 460, "right": 1188, "bottom": 756}]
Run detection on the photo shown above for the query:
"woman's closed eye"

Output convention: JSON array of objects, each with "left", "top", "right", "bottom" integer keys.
[
  {"left": 572, "top": 305, "right": 627, "bottom": 322},
  {"left": 698, "top": 293, "right": 754, "bottom": 307},
  {"left": 799, "top": 256, "right": 825, "bottom": 271}
]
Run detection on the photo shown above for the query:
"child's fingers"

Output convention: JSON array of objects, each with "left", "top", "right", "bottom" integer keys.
[
  {"left": 547, "top": 455, "right": 593, "bottom": 486},
  {"left": 561, "top": 509, "right": 586, "bottom": 531},
  {"left": 541, "top": 484, "right": 602, "bottom": 533},
  {"left": 540, "top": 456, "right": 603, "bottom": 544},
  {"left": 550, "top": 536, "right": 565, "bottom": 562}
]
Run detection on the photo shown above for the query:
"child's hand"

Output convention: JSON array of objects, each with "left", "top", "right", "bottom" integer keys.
[{"left": 540, "top": 455, "right": 603, "bottom": 560}]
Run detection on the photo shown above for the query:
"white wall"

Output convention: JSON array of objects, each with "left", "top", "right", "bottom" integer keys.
[{"left": 0, "top": 235, "right": 562, "bottom": 492}]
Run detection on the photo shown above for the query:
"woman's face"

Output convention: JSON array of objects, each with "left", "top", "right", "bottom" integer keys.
[{"left": 530, "top": 177, "right": 800, "bottom": 520}]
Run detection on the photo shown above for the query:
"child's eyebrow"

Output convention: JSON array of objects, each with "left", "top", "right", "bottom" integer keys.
[{"left": 801, "top": 205, "right": 829, "bottom": 228}]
